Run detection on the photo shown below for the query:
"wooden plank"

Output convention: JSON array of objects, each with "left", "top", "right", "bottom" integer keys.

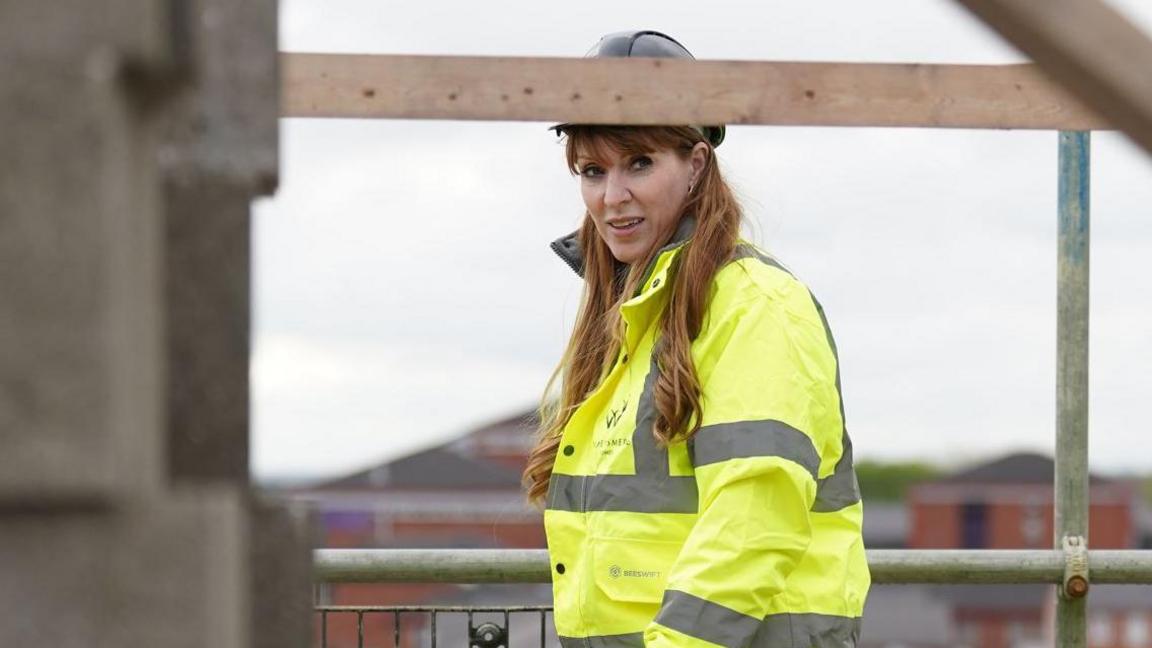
[
  {"left": 281, "top": 53, "right": 1106, "bottom": 130},
  {"left": 954, "top": 0, "right": 1152, "bottom": 152}
]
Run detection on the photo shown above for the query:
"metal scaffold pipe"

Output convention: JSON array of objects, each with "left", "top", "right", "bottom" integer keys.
[
  {"left": 313, "top": 549, "right": 1152, "bottom": 585},
  {"left": 1055, "top": 130, "right": 1091, "bottom": 647}
]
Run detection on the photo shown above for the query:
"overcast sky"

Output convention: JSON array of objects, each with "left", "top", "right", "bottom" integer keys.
[{"left": 252, "top": 0, "right": 1152, "bottom": 482}]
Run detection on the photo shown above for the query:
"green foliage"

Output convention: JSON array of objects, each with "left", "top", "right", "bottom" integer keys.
[
  {"left": 1141, "top": 476, "right": 1152, "bottom": 506},
  {"left": 856, "top": 460, "right": 941, "bottom": 502}
]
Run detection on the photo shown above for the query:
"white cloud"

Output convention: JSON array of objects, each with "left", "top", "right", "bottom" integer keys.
[{"left": 252, "top": 333, "right": 554, "bottom": 479}]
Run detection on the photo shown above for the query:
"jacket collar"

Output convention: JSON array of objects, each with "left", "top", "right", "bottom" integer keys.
[{"left": 549, "top": 216, "right": 697, "bottom": 279}]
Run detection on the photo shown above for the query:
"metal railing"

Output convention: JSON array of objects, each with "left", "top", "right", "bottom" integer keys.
[
  {"left": 311, "top": 547, "right": 1152, "bottom": 646},
  {"left": 315, "top": 605, "right": 554, "bottom": 648},
  {"left": 313, "top": 548, "right": 1152, "bottom": 587},
  {"left": 309, "top": 133, "right": 1152, "bottom": 648}
]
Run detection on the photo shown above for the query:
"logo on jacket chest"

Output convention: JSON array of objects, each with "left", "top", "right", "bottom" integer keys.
[
  {"left": 595, "top": 398, "right": 632, "bottom": 455},
  {"left": 604, "top": 398, "right": 629, "bottom": 430},
  {"left": 593, "top": 437, "right": 632, "bottom": 455}
]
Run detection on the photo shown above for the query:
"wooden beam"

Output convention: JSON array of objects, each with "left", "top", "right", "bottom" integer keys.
[
  {"left": 282, "top": 53, "right": 1106, "bottom": 130},
  {"left": 954, "top": 0, "right": 1152, "bottom": 152}
]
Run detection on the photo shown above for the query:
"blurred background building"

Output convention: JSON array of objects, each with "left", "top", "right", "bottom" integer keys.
[
  {"left": 291, "top": 413, "right": 548, "bottom": 647},
  {"left": 283, "top": 415, "right": 1152, "bottom": 648}
]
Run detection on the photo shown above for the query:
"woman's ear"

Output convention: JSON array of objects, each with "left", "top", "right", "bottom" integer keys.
[{"left": 689, "top": 141, "right": 710, "bottom": 185}]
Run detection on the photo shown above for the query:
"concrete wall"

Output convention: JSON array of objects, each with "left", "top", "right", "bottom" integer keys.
[{"left": 0, "top": 1, "right": 309, "bottom": 645}]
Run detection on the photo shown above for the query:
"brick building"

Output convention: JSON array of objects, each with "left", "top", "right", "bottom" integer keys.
[
  {"left": 861, "top": 452, "right": 1150, "bottom": 648},
  {"left": 292, "top": 412, "right": 551, "bottom": 647},
  {"left": 908, "top": 452, "right": 1135, "bottom": 550}
]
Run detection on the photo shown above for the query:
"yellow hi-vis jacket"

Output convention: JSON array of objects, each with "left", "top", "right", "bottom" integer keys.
[{"left": 545, "top": 231, "right": 870, "bottom": 648}]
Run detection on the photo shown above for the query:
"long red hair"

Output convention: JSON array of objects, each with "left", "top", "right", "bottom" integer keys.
[{"left": 523, "top": 126, "right": 743, "bottom": 505}]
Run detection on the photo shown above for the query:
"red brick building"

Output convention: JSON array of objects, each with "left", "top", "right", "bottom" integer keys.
[
  {"left": 881, "top": 452, "right": 1149, "bottom": 648},
  {"left": 908, "top": 452, "right": 1135, "bottom": 550},
  {"left": 292, "top": 412, "right": 550, "bottom": 647}
]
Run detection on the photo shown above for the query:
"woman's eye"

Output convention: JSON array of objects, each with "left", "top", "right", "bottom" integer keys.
[
  {"left": 630, "top": 156, "right": 653, "bottom": 170},
  {"left": 580, "top": 165, "right": 604, "bottom": 178}
]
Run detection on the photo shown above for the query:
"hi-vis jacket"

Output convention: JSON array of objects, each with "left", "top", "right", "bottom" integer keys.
[{"left": 545, "top": 229, "right": 870, "bottom": 648}]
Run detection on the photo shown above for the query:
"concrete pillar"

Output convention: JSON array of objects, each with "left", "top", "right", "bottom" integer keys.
[
  {"left": 0, "top": 0, "right": 309, "bottom": 646},
  {"left": 0, "top": 0, "right": 172, "bottom": 505},
  {"left": 161, "top": 0, "right": 278, "bottom": 485},
  {"left": 0, "top": 491, "right": 248, "bottom": 648}
]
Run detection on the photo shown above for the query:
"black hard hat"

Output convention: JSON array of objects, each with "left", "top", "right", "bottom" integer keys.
[{"left": 551, "top": 30, "right": 726, "bottom": 148}]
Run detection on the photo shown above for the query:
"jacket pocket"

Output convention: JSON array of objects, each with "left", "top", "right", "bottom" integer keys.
[{"left": 591, "top": 537, "right": 681, "bottom": 604}]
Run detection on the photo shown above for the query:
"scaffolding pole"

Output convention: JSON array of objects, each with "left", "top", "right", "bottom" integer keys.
[
  {"left": 312, "top": 548, "right": 1152, "bottom": 584},
  {"left": 1056, "top": 130, "right": 1091, "bottom": 646}
]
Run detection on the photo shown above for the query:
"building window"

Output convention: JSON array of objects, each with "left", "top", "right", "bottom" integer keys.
[
  {"left": 1127, "top": 613, "right": 1150, "bottom": 647},
  {"left": 1020, "top": 503, "right": 1045, "bottom": 547},
  {"left": 961, "top": 502, "right": 987, "bottom": 549},
  {"left": 1006, "top": 620, "right": 1044, "bottom": 647},
  {"left": 1088, "top": 613, "right": 1114, "bottom": 646},
  {"left": 313, "top": 583, "right": 332, "bottom": 606},
  {"left": 957, "top": 620, "right": 981, "bottom": 648}
]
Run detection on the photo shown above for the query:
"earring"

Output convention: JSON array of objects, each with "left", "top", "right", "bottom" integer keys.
[{"left": 688, "top": 182, "right": 694, "bottom": 193}]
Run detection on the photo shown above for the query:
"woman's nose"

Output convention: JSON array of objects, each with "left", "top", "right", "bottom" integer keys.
[{"left": 603, "top": 172, "right": 631, "bottom": 207}]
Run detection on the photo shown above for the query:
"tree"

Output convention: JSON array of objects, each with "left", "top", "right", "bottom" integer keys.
[{"left": 855, "top": 460, "right": 941, "bottom": 502}]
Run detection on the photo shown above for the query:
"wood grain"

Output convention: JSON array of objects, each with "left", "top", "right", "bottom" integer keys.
[
  {"left": 282, "top": 53, "right": 1107, "bottom": 130},
  {"left": 954, "top": 0, "right": 1152, "bottom": 151}
]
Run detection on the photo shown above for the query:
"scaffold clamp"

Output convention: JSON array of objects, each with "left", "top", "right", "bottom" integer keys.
[{"left": 1062, "top": 535, "right": 1090, "bottom": 598}]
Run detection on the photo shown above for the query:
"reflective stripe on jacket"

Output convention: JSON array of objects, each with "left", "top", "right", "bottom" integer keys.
[{"left": 545, "top": 234, "right": 870, "bottom": 648}]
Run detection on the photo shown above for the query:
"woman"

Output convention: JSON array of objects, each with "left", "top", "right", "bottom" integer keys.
[{"left": 524, "top": 31, "right": 870, "bottom": 648}]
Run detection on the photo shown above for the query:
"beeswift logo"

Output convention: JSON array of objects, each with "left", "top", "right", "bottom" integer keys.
[{"left": 609, "top": 564, "right": 661, "bottom": 579}]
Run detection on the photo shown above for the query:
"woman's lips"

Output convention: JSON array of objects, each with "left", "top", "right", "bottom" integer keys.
[{"left": 607, "top": 217, "right": 644, "bottom": 236}]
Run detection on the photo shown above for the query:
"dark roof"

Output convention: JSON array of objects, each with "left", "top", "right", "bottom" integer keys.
[
  {"left": 466, "top": 409, "right": 539, "bottom": 437},
  {"left": 934, "top": 452, "right": 1108, "bottom": 486},
  {"left": 313, "top": 446, "right": 522, "bottom": 491}
]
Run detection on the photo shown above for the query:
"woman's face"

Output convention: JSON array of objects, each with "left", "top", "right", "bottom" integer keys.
[{"left": 576, "top": 141, "right": 708, "bottom": 265}]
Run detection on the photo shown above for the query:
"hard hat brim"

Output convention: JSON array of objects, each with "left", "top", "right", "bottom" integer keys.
[{"left": 548, "top": 123, "right": 725, "bottom": 148}]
